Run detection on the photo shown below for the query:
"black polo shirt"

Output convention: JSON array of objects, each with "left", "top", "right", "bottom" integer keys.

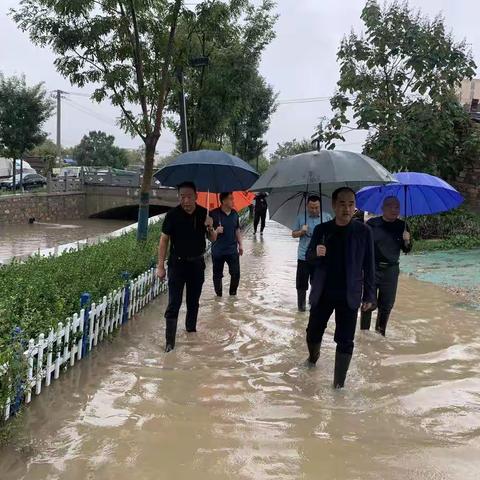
[{"left": 162, "top": 205, "right": 208, "bottom": 259}]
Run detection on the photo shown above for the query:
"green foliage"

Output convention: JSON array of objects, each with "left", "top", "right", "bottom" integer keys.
[
  {"left": 270, "top": 138, "right": 314, "bottom": 163},
  {"left": 408, "top": 207, "right": 480, "bottom": 251},
  {"left": 321, "top": 0, "right": 479, "bottom": 178},
  {"left": 0, "top": 74, "right": 53, "bottom": 161},
  {"left": 167, "top": 0, "right": 277, "bottom": 160},
  {"left": 72, "top": 131, "right": 129, "bottom": 169}
]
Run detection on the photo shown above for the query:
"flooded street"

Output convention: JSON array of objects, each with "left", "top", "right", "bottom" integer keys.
[
  {"left": 0, "top": 219, "right": 132, "bottom": 263},
  {"left": 1, "top": 220, "right": 480, "bottom": 479}
]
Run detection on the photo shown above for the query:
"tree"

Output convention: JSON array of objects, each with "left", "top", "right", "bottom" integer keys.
[
  {"left": 270, "top": 138, "right": 314, "bottom": 163},
  {"left": 166, "top": 0, "right": 277, "bottom": 157},
  {"left": 27, "top": 138, "right": 59, "bottom": 174},
  {"left": 322, "top": 0, "right": 479, "bottom": 178},
  {"left": 0, "top": 74, "right": 53, "bottom": 187},
  {"left": 12, "top": 0, "right": 183, "bottom": 240},
  {"left": 72, "top": 131, "right": 129, "bottom": 169}
]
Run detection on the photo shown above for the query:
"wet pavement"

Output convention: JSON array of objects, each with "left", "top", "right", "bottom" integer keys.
[{"left": 1, "top": 220, "right": 480, "bottom": 479}]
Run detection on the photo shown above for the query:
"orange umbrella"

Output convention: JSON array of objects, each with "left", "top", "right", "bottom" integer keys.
[{"left": 197, "top": 191, "right": 255, "bottom": 212}]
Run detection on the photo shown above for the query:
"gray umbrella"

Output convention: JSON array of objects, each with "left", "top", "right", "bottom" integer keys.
[
  {"left": 251, "top": 150, "right": 396, "bottom": 194},
  {"left": 268, "top": 190, "right": 333, "bottom": 229},
  {"left": 251, "top": 149, "right": 396, "bottom": 224}
]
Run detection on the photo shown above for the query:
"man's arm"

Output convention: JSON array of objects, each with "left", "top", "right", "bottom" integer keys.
[
  {"left": 306, "top": 224, "right": 326, "bottom": 263},
  {"left": 401, "top": 223, "right": 413, "bottom": 254},
  {"left": 361, "top": 226, "right": 376, "bottom": 308},
  {"left": 157, "top": 233, "right": 170, "bottom": 280},
  {"left": 292, "top": 216, "right": 306, "bottom": 238}
]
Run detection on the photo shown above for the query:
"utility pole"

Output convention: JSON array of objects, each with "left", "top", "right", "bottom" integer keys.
[{"left": 56, "top": 90, "right": 62, "bottom": 164}]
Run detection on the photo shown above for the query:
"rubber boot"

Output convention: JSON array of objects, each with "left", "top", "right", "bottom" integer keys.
[
  {"left": 306, "top": 342, "right": 321, "bottom": 366},
  {"left": 213, "top": 277, "right": 223, "bottom": 297},
  {"left": 360, "top": 311, "right": 372, "bottom": 330},
  {"left": 333, "top": 351, "right": 352, "bottom": 389},
  {"left": 229, "top": 275, "right": 240, "bottom": 296},
  {"left": 297, "top": 289, "right": 307, "bottom": 312},
  {"left": 375, "top": 311, "right": 390, "bottom": 336},
  {"left": 165, "top": 317, "right": 178, "bottom": 352}
]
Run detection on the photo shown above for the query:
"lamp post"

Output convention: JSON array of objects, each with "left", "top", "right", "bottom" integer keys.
[{"left": 177, "top": 56, "right": 209, "bottom": 153}]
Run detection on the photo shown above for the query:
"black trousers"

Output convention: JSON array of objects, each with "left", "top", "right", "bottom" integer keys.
[
  {"left": 296, "top": 259, "right": 314, "bottom": 291},
  {"left": 254, "top": 210, "right": 266, "bottom": 233},
  {"left": 164, "top": 257, "right": 205, "bottom": 347},
  {"left": 212, "top": 253, "right": 240, "bottom": 295},
  {"left": 306, "top": 293, "right": 358, "bottom": 355},
  {"left": 375, "top": 264, "right": 400, "bottom": 315}
]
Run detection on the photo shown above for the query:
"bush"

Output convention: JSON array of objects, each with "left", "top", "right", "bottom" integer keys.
[
  {"left": 408, "top": 207, "right": 480, "bottom": 241},
  {"left": 0, "top": 223, "right": 162, "bottom": 345}
]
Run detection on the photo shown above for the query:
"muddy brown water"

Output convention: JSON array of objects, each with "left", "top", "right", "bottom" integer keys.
[
  {"left": 0, "top": 219, "right": 132, "bottom": 263},
  {"left": 1, "top": 221, "right": 479, "bottom": 479}
]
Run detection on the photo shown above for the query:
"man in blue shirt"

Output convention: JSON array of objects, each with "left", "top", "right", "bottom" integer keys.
[
  {"left": 211, "top": 192, "right": 244, "bottom": 297},
  {"left": 291, "top": 195, "right": 332, "bottom": 311}
]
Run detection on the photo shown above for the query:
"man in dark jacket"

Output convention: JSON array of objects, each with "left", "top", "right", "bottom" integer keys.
[
  {"left": 306, "top": 187, "right": 375, "bottom": 388},
  {"left": 360, "top": 196, "right": 412, "bottom": 336}
]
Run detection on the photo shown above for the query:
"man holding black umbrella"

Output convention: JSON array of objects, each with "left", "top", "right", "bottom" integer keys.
[
  {"left": 305, "top": 187, "right": 376, "bottom": 388},
  {"left": 157, "top": 181, "right": 217, "bottom": 352}
]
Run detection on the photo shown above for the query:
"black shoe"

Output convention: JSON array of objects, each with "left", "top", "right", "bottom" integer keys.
[
  {"left": 297, "top": 290, "right": 307, "bottom": 312},
  {"left": 229, "top": 291, "right": 237, "bottom": 296},
  {"left": 165, "top": 344, "right": 174, "bottom": 353},
  {"left": 360, "top": 311, "right": 372, "bottom": 330},
  {"left": 186, "top": 327, "right": 197, "bottom": 333},
  {"left": 306, "top": 342, "right": 321, "bottom": 366},
  {"left": 333, "top": 352, "right": 352, "bottom": 389}
]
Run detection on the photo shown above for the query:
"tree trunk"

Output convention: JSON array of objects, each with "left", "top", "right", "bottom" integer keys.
[{"left": 137, "top": 138, "right": 157, "bottom": 241}]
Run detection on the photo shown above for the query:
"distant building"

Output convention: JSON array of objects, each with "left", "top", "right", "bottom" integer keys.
[{"left": 457, "top": 79, "right": 480, "bottom": 122}]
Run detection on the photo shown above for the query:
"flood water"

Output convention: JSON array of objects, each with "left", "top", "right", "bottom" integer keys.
[
  {"left": 1, "top": 220, "right": 480, "bottom": 479},
  {"left": 0, "top": 219, "right": 132, "bottom": 263}
]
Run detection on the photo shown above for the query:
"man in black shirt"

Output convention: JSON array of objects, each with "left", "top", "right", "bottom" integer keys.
[
  {"left": 360, "top": 196, "right": 412, "bottom": 336},
  {"left": 306, "top": 187, "right": 376, "bottom": 389},
  {"left": 157, "top": 182, "right": 216, "bottom": 352}
]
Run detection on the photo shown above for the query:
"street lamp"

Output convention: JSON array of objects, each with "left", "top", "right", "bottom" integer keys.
[{"left": 177, "top": 56, "right": 210, "bottom": 153}]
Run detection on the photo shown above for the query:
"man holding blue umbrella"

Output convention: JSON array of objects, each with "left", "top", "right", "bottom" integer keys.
[{"left": 360, "top": 196, "right": 412, "bottom": 336}]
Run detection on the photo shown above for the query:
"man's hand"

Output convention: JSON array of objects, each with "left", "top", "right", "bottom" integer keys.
[
  {"left": 238, "top": 245, "right": 244, "bottom": 256},
  {"left": 205, "top": 215, "right": 213, "bottom": 228},
  {"left": 316, "top": 244, "right": 326, "bottom": 257},
  {"left": 361, "top": 302, "right": 374, "bottom": 312},
  {"left": 403, "top": 230, "right": 411, "bottom": 243},
  {"left": 216, "top": 225, "right": 224, "bottom": 235},
  {"left": 157, "top": 264, "right": 166, "bottom": 280},
  {"left": 301, "top": 224, "right": 308, "bottom": 236}
]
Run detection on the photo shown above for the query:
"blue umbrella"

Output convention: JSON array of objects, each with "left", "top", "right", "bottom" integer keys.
[
  {"left": 356, "top": 172, "right": 464, "bottom": 216},
  {"left": 154, "top": 150, "right": 259, "bottom": 192}
]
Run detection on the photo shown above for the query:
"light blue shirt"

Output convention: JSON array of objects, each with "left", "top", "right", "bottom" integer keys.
[{"left": 292, "top": 212, "right": 333, "bottom": 260}]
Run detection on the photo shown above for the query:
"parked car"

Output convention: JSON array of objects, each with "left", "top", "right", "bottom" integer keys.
[{"left": 0, "top": 173, "right": 47, "bottom": 191}]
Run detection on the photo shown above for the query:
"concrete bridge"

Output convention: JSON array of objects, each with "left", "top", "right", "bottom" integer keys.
[{"left": 49, "top": 169, "right": 179, "bottom": 220}]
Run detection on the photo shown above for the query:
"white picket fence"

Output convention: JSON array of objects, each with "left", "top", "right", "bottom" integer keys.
[{"left": 2, "top": 267, "right": 167, "bottom": 421}]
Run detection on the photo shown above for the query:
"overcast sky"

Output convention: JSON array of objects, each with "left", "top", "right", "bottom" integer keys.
[{"left": 1, "top": 0, "right": 479, "bottom": 157}]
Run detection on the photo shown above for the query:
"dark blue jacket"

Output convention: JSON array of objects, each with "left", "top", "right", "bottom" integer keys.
[{"left": 306, "top": 219, "right": 376, "bottom": 310}]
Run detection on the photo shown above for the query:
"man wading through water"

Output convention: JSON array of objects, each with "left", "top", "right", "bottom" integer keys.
[
  {"left": 291, "top": 195, "right": 332, "bottom": 312},
  {"left": 360, "top": 196, "right": 412, "bottom": 336},
  {"left": 306, "top": 187, "right": 376, "bottom": 388},
  {"left": 210, "top": 192, "right": 244, "bottom": 297},
  {"left": 157, "top": 182, "right": 216, "bottom": 352}
]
